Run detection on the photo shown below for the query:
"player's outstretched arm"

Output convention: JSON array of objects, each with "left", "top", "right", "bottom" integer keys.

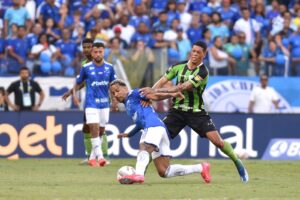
[
  {"left": 146, "top": 91, "right": 184, "bottom": 101},
  {"left": 62, "top": 82, "right": 85, "bottom": 101},
  {"left": 117, "top": 125, "right": 142, "bottom": 138}
]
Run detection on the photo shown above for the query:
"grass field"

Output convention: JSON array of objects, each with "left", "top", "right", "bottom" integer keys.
[{"left": 0, "top": 159, "right": 299, "bottom": 200}]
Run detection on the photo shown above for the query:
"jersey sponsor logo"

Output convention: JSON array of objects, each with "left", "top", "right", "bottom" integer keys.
[
  {"left": 195, "top": 75, "right": 201, "bottom": 81},
  {"left": 262, "top": 139, "right": 300, "bottom": 160},
  {"left": 203, "top": 80, "right": 291, "bottom": 113},
  {"left": 91, "top": 81, "right": 109, "bottom": 87}
]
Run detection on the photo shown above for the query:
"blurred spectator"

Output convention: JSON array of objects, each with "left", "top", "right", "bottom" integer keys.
[
  {"left": 0, "top": 87, "right": 8, "bottom": 111},
  {"left": 266, "top": 0, "right": 280, "bottom": 21},
  {"left": 224, "top": 34, "right": 244, "bottom": 75},
  {"left": 57, "top": 3, "right": 73, "bottom": 30},
  {"left": 55, "top": 28, "right": 78, "bottom": 74},
  {"left": 248, "top": 74, "right": 279, "bottom": 113},
  {"left": 234, "top": 7, "right": 261, "bottom": 46},
  {"left": 209, "top": 36, "right": 236, "bottom": 75},
  {"left": 165, "top": 0, "right": 180, "bottom": 25},
  {"left": 189, "top": 0, "right": 207, "bottom": 12},
  {"left": 130, "top": 22, "right": 152, "bottom": 48},
  {"left": 150, "top": 0, "right": 168, "bottom": 17},
  {"left": 38, "top": 0, "right": 60, "bottom": 27},
  {"left": 289, "top": 26, "right": 300, "bottom": 76},
  {"left": 163, "top": 19, "right": 181, "bottom": 42},
  {"left": 110, "top": 26, "right": 129, "bottom": 49},
  {"left": 69, "top": 0, "right": 93, "bottom": 21},
  {"left": 177, "top": 0, "right": 192, "bottom": 32},
  {"left": 26, "top": 23, "right": 43, "bottom": 51},
  {"left": 5, "top": 66, "right": 45, "bottom": 111},
  {"left": 259, "top": 38, "right": 289, "bottom": 76},
  {"left": 238, "top": 32, "right": 258, "bottom": 75},
  {"left": 208, "top": 12, "right": 230, "bottom": 42},
  {"left": 30, "top": 33, "right": 60, "bottom": 75},
  {"left": 252, "top": 3, "right": 269, "bottom": 38},
  {"left": 114, "top": 14, "right": 135, "bottom": 45},
  {"left": 217, "top": 0, "right": 238, "bottom": 27},
  {"left": 105, "top": 38, "right": 127, "bottom": 64},
  {"left": 149, "top": 29, "right": 170, "bottom": 49},
  {"left": 44, "top": 18, "right": 61, "bottom": 44},
  {"left": 86, "top": 21, "right": 109, "bottom": 44},
  {"left": 208, "top": 0, "right": 221, "bottom": 11},
  {"left": 152, "top": 11, "right": 169, "bottom": 32},
  {"left": 128, "top": 5, "right": 151, "bottom": 29},
  {"left": 187, "top": 13, "right": 203, "bottom": 44},
  {"left": 101, "top": 18, "right": 114, "bottom": 39},
  {"left": 176, "top": 25, "right": 191, "bottom": 61},
  {"left": 24, "top": 0, "right": 36, "bottom": 20},
  {"left": 200, "top": 12, "right": 212, "bottom": 29},
  {"left": 4, "top": 0, "right": 32, "bottom": 37},
  {"left": 6, "top": 25, "right": 28, "bottom": 74}
]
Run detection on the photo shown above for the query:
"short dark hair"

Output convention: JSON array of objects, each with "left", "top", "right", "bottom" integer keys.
[
  {"left": 92, "top": 42, "right": 105, "bottom": 48},
  {"left": 110, "top": 79, "right": 127, "bottom": 87},
  {"left": 0, "top": 87, "right": 5, "bottom": 95},
  {"left": 193, "top": 40, "right": 208, "bottom": 52},
  {"left": 20, "top": 66, "right": 29, "bottom": 72},
  {"left": 82, "top": 38, "right": 94, "bottom": 45}
]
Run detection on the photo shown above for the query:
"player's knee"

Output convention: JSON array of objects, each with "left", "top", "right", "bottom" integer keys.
[
  {"left": 215, "top": 140, "right": 224, "bottom": 149},
  {"left": 99, "top": 127, "right": 105, "bottom": 136},
  {"left": 158, "top": 167, "right": 168, "bottom": 178},
  {"left": 144, "top": 144, "right": 156, "bottom": 153},
  {"left": 82, "top": 124, "right": 89, "bottom": 133}
]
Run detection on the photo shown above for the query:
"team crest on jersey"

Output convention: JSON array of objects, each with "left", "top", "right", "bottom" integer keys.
[{"left": 203, "top": 80, "right": 291, "bottom": 113}]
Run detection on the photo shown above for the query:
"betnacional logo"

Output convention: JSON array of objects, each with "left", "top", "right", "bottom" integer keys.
[
  {"left": 203, "top": 80, "right": 291, "bottom": 113},
  {"left": 0, "top": 116, "right": 62, "bottom": 159}
]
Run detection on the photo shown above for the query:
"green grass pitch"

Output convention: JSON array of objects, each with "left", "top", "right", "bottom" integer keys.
[{"left": 0, "top": 159, "right": 299, "bottom": 200}]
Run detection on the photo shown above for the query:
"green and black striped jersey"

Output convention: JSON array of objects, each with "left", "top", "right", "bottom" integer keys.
[
  {"left": 81, "top": 58, "right": 90, "bottom": 65},
  {"left": 164, "top": 60, "right": 209, "bottom": 112}
]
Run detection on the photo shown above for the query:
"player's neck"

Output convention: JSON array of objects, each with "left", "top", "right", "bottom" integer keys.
[
  {"left": 93, "top": 60, "right": 104, "bottom": 66},
  {"left": 187, "top": 60, "right": 202, "bottom": 70}
]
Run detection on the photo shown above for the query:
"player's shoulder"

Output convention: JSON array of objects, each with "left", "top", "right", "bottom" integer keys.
[
  {"left": 104, "top": 60, "right": 114, "bottom": 68},
  {"left": 82, "top": 61, "right": 93, "bottom": 68},
  {"left": 171, "top": 60, "right": 188, "bottom": 68}
]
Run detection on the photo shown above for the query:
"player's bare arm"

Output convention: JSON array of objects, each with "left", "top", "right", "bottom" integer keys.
[
  {"left": 145, "top": 91, "right": 184, "bottom": 101},
  {"left": 62, "top": 82, "right": 85, "bottom": 101}
]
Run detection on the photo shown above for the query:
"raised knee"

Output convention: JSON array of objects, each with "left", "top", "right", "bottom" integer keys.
[
  {"left": 158, "top": 170, "right": 166, "bottom": 178},
  {"left": 216, "top": 140, "right": 224, "bottom": 149}
]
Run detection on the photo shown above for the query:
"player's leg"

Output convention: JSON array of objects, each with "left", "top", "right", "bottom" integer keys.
[
  {"left": 85, "top": 108, "right": 105, "bottom": 167},
  {"left": 163, "top": 108, "right": 186, "bottom": 139},
  {"left": 206, "top": 130, "right": 249, "bottom": 183},
  {"left": 188, "top": 114, "right": 248, "bottom": 183},
  {"left": 152, "top": 129, "right": 211, "bottom": 183},
  {"left": 81, "top": 123, "right": 91, "bottom": 164},
  {"left": 99, "top": 108, "right": 110, "bottom": 163}
]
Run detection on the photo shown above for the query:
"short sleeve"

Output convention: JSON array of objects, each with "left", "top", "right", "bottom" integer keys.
[
  {"left": 6, "top": 82, "right": 17, "bottom": 94},
  {"left": 76, "top": 67, "right": 86, "bottom": 84},
  {"left": 189, "top": 67, "right": 208, "bottom": 88},
  {"left": 32, "top": 81, "right": 42, "bottom": 93},
  {"left": 110, "top": 67, "right": 117, "bottom": 82},
  {"left": 164, "top": 65, "right": 178, "bottom": 80},
  {"left": 249, "top": 88, "right": 256, "bottom": 102},
  {"left": 270, "top": 88, "right": 279, "bottom": 101}
]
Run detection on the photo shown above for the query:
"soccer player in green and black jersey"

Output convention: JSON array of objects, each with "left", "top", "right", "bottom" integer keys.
[
  {"left": 141, "top": 41, "right": 249, "bottom": 183},
  {"left": 62, "top": 38, "right": 110, "bottom": 164}
]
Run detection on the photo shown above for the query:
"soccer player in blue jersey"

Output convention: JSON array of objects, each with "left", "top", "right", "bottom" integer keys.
[
  {"left": 110, "top": 79, "right": 211, "bottom": 184},
  {"left": 73, "top": 42, "right": 116, "bottom": 167}
]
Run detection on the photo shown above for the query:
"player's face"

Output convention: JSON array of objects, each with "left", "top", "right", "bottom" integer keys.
[
  {"left": 92, "top": 47, "right": 104, "bottom": 64},
  {"left": 20, "top": 69, "right": 29, "bottom": 81},
  {"left": 111, "top": 85, "right": 127, "bottom": 102},
  {"left": 82, "top": 43, "right": 92, "bottom": 57},
  {"left": 190, "top": 45, "right": 205, "bottom": 64}
]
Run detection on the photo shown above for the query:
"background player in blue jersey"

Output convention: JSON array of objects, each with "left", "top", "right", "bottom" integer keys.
[
  {"left": 110, "top": 79, "right": 211, "bottom": 184},
  {"left": 73, "top": 42, "right": 116, "bottom": 167},
  {"left": 62, "top": 39, "right": 111, "bottom": 165}
]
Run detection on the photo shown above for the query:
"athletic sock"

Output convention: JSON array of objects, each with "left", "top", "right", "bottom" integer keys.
[
  {"left": 90, "top": 137, "right": 103, "bottom": 160},
  {"left": 221, "top": 141, "right": 239, "bottom": 166},
  {"left": 135, "top": 150, "right": 150, "bottom": 175},
  {"left": 101, "top": 133, "right": 108, "bottom": 158},
  {"left": 164, "top": 164, "right": 202, "bottom": 178},
  {"left": 83, "top": 132, "right": 92, "bottom": 158}
]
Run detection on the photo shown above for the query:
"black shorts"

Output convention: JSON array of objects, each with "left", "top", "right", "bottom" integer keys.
[
  {"left": 83, "top": 112, "right": 87, "bottom": 123},
  {"left": 163, "top": 108, "right": 217, "bottom": 139}
]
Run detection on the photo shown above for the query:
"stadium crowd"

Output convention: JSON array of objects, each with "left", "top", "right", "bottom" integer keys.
[{"left": 1, "top": 0, "right": 300, "bottom": 77}]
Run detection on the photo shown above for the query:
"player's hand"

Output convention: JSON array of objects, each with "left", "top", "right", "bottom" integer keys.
[
  {"left": 32, "top": 105, "right": 40, "bottom": 111},
  {"left": 140, "top": 100, "right": 151, "bottom": 107},
  {"left": 73, "top": 95, "right": 81, "bottom": 106},
  {"left": 62, "top": 91, "right": 71, "bottom": 101},
  {"left": 139, "top": 87, "right": 155, "bottom": 96},
  {"left": 117, "top": 133, "right": 129, "bottom": 138},
  {"left": 172, "top": 92, "right": 185, "bottom": 100}
]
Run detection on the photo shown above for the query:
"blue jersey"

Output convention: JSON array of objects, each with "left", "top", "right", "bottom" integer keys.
[
  {"left": 76, "top": 61, "right": 116, "bottom": 109},
  {"left": 125, "top": 89, "right": 165, "bottom": 129}
]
